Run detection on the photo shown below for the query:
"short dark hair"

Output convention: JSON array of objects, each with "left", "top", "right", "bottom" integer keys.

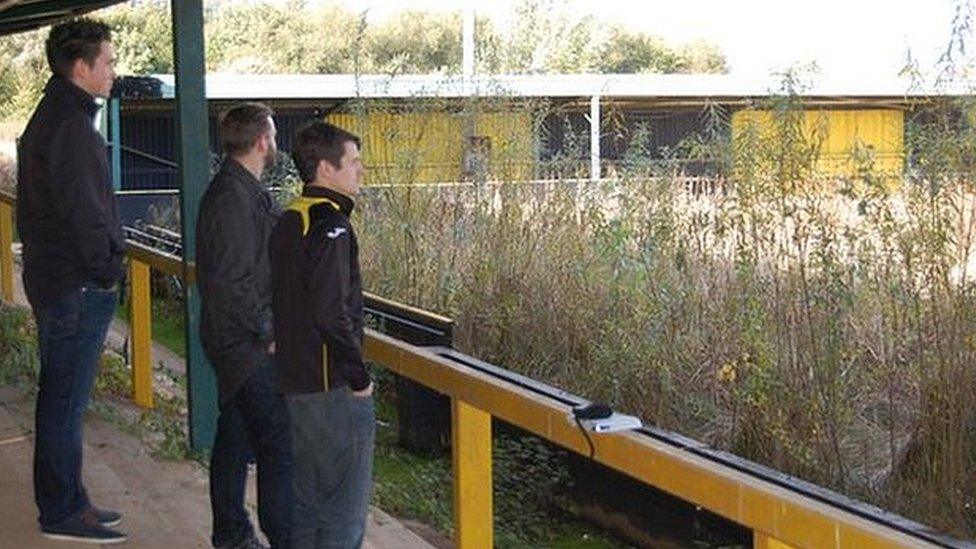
[
  {"left": 292, "top": 121, "right": 361, "bottom": 184},
  {"left": 218, "top": 102, "right": 274, "bottom": 156},
  {"left": 46, "top": 18, "right": 112, "bottom": 79}
]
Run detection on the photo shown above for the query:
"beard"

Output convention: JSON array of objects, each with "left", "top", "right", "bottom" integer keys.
[{"left": 263, "top": 147, "right": 277, "bottom": 172}]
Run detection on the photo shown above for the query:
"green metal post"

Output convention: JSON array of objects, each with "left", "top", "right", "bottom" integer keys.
[
  {"left": 171, "top": 0, "right": 217, "bottom": 452},
  {"left": 110, "top": 97, "right": 121, "bottom": 191}
]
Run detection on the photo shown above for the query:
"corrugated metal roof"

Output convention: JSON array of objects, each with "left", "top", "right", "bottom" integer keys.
[
  {"left": 0, "top": 0, "right": 127, "bottom": 36},
  {"left": 153, "top": 73, "right": 974, "bottom": 101}
]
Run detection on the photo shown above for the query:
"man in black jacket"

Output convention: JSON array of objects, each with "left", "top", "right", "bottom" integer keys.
[
  {"left": 16, "top": 19, "right": 127, "bottom": 544},
  {"left": 270, "top": 121, "right": 373, "bottom": 548},
  {"left": 197, "top": 103, "right": 293, "bottom": 549}
]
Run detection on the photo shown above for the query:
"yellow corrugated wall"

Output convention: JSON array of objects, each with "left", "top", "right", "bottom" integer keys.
[
  {"left": 474, "top": 112, "right": 535, "bottom": 181},
  {"left": 326, "top": 108, "right": 534, "bottom": 185},
  {"left": 731, "top": 109, "right": 904, "bottom": 177}
]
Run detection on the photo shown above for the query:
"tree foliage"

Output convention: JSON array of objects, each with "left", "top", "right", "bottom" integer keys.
[
  {"left": 479, "top": 0, "right": 600, "bottom": 73},
  {"left": 368, "top": 10, "right": 461, "bottom": 74},
  {"left": 0, "top": 0, "right": 727, "bottom": 122},
  {"left": 102, "top": 2, "right": 173, "bottom": 75}
]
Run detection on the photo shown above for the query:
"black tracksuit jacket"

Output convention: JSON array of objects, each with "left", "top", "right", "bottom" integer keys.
[
  {"left": 16, "top": 77, "right": 124, "bottom": 310},
  {"left": 269, "top": 185, "right": 370, "bottom": 394}
]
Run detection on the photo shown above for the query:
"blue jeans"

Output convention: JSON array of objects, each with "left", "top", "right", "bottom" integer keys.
[
  {"left": 210, "top": 359, "right": 294, "bottom": 548},
  {"left": 33, "top": 285, "right": 117, "bottom": 528},
  {"left": 287, "top": 387, "right": 375, "bottom": 549}
]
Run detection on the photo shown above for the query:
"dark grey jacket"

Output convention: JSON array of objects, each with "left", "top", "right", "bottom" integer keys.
[
  {"left": 197, "top": 158, "right": 281, "bottom": 403},
  {"left": 16, "top": 77, "right": 125, "bottom": 310}
]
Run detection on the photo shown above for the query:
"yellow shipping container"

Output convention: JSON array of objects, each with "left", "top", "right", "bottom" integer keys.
[
  {"left": 731, "top": 109, "right": 904, "bottom": 178},
  {"left": 327, "top": 106, "right": 534, "bottom": 185}
]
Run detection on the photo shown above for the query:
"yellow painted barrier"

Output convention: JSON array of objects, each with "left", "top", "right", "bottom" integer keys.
[
  {"left": 0, "top": 199, "right": 12, "bottom": 303},
  {"left": 364, "top": 331, "right": 939, "bottom": 549},
  {"left": 452, "top": 398, "right": 493, "bottom": 549},
  {"left": 128, "top": 258, "right": 153, "bottom": 409},
  {"left": 122, "top": 240, "right": 195, "bottom": 409}
]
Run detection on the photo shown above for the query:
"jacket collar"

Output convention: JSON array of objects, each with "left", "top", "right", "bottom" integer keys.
[
  {"left": 220, "top": 157, "right": 262, "bottom": 189},
  {"left": 45, "top": 76, "right": 100, "bottom": 119},
  {"left": 302, "top": 185, "right": 354, "bottom": 216}
]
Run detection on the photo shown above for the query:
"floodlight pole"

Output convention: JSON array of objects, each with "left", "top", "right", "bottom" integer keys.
[
  {"left": 462, "top": 5, "right": 477, "bottom": 172},
  {"left": 590, "top": 94, "right": 601, "bottom": 181},
  {"left": 463, "top": 5, "right": 475, "bottom": 85}
]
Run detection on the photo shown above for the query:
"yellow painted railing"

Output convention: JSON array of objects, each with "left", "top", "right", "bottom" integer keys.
[
  {"left": 0, "top": 190, "right": 946, "bottom": 549},
  {"left": 0, "top": 190, "right": 14, "bottom": 303},
  {"left": 364, "top": 332, "right": 939, "bottom": 549},
  {"left": 124, "top": 240, "right": 187, "bottom": 409}
]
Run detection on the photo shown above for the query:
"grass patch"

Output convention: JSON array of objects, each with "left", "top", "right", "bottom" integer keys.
[
  {"left": 116, "top": 293, "right": 187, "bottom": 358},
  {"left": 0, "top": 304, "right": 39, "bottom": 389}
]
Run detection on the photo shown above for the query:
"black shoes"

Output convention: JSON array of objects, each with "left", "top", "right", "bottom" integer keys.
[
  {"left": 40, "top": 507, "right": 127, "bottom": 545},
  {"left": 233, "top": 534, "right": 269, "bottom": 549},
  {"left": 90, "top": 505, "right": 123, "bottom": 528}
]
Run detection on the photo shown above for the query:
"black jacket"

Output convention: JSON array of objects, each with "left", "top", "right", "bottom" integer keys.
[
  {"left": 16, "top": 77, "right": 124, "bottom": 309},
  {"left": 270, "top": 185, "right": 370, "bottom": 394},
  {"left": 197, "top": 158, "right": 281, "bottom": 403}
]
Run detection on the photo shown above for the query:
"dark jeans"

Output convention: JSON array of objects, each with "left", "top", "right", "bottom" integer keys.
[
  {"left": 33, "top": 285, "right": 117, "bottom": 528},
  {"left": 287, "top": 387, "right": 375, "bottom": 549},
  {"left": 210, "top": 359, "right": 294, "bottom": 548}
]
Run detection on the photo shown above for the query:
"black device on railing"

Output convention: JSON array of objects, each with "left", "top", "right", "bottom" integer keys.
[{"left": 572, "top": 403, "right": 612, "bottom": 420}]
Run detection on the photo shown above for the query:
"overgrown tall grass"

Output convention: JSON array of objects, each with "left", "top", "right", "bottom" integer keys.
[{"left": 352, "top": 78, "right": 976, "bottom": 538}]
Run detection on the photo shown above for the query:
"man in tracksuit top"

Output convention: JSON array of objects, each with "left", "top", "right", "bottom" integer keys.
[{"left": 270, "top": 121, "right": 373, "bottom": 549}]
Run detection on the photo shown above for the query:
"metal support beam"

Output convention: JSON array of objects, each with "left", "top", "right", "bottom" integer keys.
[
  {"left": 171, "top": 0, "right": 216, "bottom": 452},
  {"left": 462, "top": 6, "right": 477, "bottom": 181},
  {"left": 109, "top": 97, "right": 121, "bottom": 190},
  {"left": 462, "top": 6, "right": 474, "bottom": 82},
  {"left": 452, "top": 399, "right": 493, "bottom": 548},
  {"left": 589, "top": 94, "right": 600, "bottom": 181}
]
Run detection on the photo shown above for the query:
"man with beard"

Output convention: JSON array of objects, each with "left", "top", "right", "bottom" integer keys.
[{"left": 197, "top": 103, "right": 293, "bottom": 549}]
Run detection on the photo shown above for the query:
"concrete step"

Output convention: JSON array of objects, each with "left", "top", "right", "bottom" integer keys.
[{"left": 1, "top": 334, "right": 438, "bottom": 549}]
